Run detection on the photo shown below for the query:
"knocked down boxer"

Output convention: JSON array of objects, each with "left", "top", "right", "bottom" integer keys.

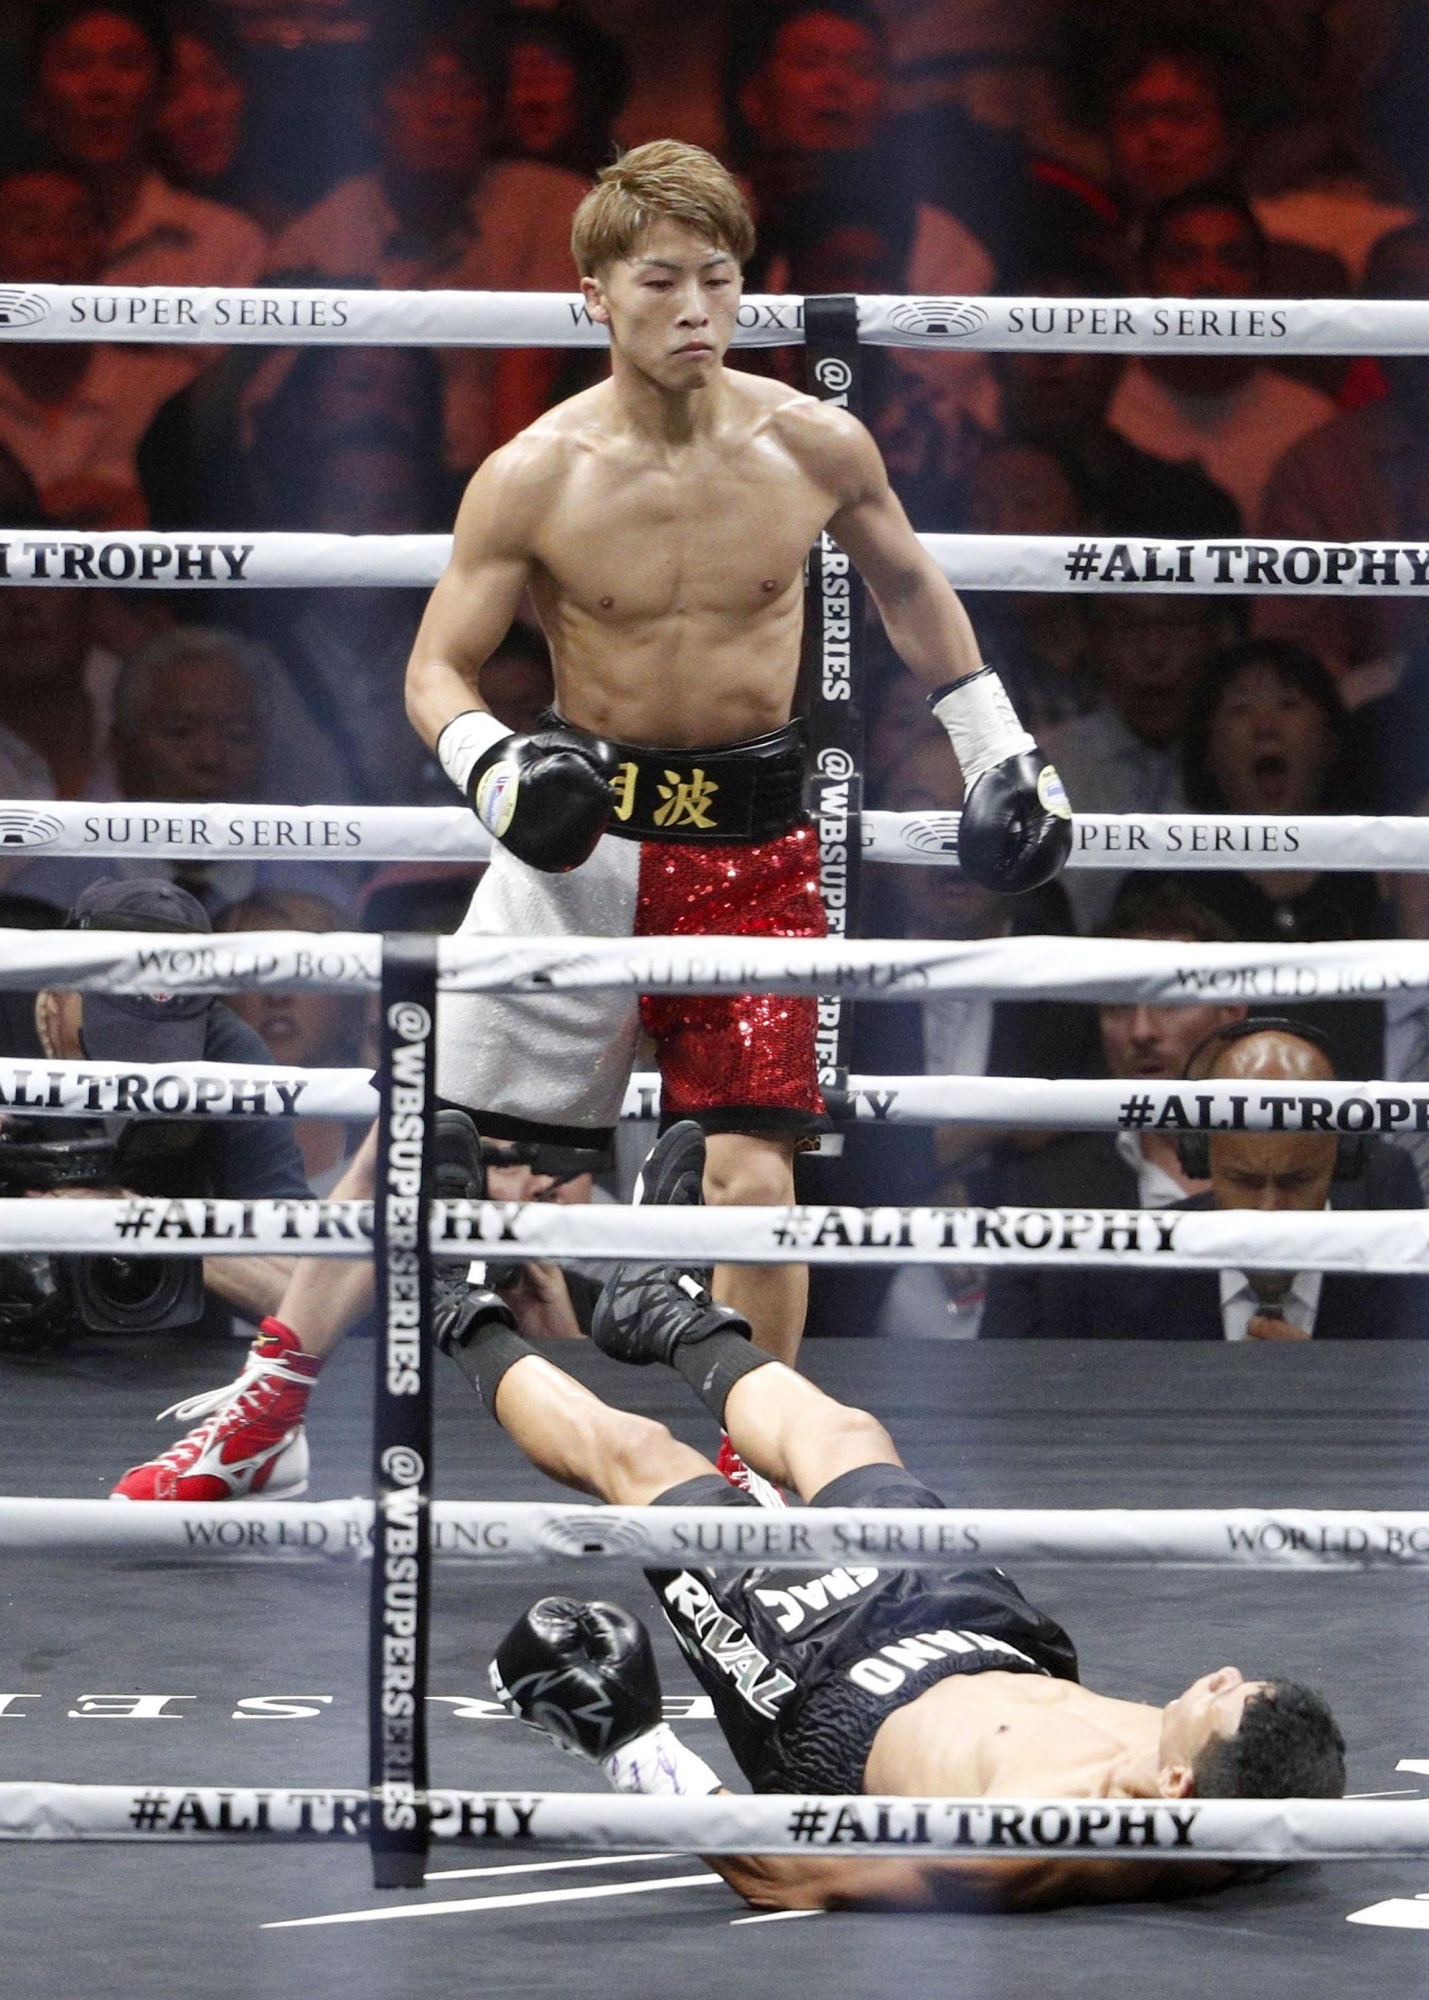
[{"left": 439, "top": 1266, "right": 1347, "bottom": 1914}]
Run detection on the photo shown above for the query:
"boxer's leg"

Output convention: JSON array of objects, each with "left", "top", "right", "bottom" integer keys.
[
  {"left": 638, "top": 825, "right": 828, "bottom": 1367},
  {"left": 704, "top": 1130, "right": 805, "bottom": 1363},
  {"left": 720, "top": 1360, "right": 901, "bottom": 1502},
  {"left": 271, "top": 1123, "right": 379, "bottom": 1359},
  {"left": 485, "top": 1348, "right": 716, "bottom": 1504}
]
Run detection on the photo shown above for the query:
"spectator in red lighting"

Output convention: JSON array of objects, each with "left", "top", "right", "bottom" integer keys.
[
  {"left": 992, "top": 257, "right": 1241, "bottom": 540},
  {"left": 1257, "top": 225, "right": 1429, "bottom": 676},
  {"left": 154, "top": 3, "right": 250, "bottom": 209},
  {"left": 0, "top": 164, "right": 197, "bottom": 526},
  {"left": 266, "top": 6, "right": 584, "bottom": 475},
  {"left": 1106, "top": 184, "right": 1334, "bottom": 530},
  {"left": 25, "top": 0, "right": 266, "bottom": 287},
  {"left": 1055, "top": 23, "right": 1350, "bottom": 305},
  {"left": 496, "top": 5, "right": 628, "bottom": 179},
  {"left": 735, "top": 2, "right": 997, "bottom": 432},
  {"left": 1106, "top": 36, "right": 1240, "bottom": 217}
]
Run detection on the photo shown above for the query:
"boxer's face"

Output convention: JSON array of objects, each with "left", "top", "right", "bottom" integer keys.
[
  {"left": 1158, "top": 1666, "right": 1267, "bottom": 1788},
  {"left": 585, "top": 219, "right": 742, "bottom": 390}
]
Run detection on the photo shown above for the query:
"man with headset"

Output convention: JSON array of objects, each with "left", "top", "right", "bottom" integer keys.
[{"left": 982, "top": 1018, "right": 1428, "bottom": 1340}]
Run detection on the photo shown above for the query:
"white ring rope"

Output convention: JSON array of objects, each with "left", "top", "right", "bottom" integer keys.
[
  {"left": 6, "top": 286, "right": 1429, "bottom": 354},
  {"left": 930, "top": 534, "right": 1429, "bottom": 595},
  {"left": 867, "top": 812, "right": 1429, "bottom": 873},
  {"left": 0, "top": 1056, "right": 376, "bottom": 1120},
  {"left": 7, "top": 926, "right": 1425, "bottom": 1004},
  {"left": 0, "top": 1782, "right": 1423, "bottom": 1858},
  {"left": 15, "top": 800, "right": 1429, "bottom": 872},
  {"left": 10, "top": 1058, "right": 1425, "bottom": 1135},
  {"left": 4, "top": 1497, "right": 1426, "bottom": 1567},
  {"left": 436, "top": 1196, "right": 1429, "bottom": 1273},
  {"left": 813, "top": 1073, "right": 1429, "bottom": 1133},
  {"left": 8, "top": 528, "right": 1429, "bottom": 597},
  {"left": 4, "top": 1194, "right": 1427, "bottom": 1271}
]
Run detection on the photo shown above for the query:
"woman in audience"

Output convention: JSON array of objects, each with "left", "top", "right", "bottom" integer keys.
[
  {"left": 1179, "top": 638, "right": 1377, "bottom": 939},
  {"left": 1171, "top": 635, "right": 1385, "bottom": 1075}
]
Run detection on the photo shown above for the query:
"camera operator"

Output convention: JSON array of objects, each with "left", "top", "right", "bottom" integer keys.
[{"left": 0, "top": 878, "right": 309, "bottom": 1343}]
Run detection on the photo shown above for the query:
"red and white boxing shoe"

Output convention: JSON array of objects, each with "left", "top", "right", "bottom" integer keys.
[
  {"left": 715, "top": 1433, "right": 787, "bottom": 1509},
  {"left": 110, "top": 1318, "right": 319, "bottom": 1502}
]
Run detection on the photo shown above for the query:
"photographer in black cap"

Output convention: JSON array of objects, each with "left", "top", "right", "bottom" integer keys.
[{"left": 0, "top": 877, "right": 310, "bottom": 1354}]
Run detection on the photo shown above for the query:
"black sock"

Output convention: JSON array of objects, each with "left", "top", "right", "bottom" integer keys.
[
  {"left": 446, "top": 1318, "right": 539, "bottom": 1417},
  {"left": 670, "top": 1326, "right": 774, "bottom": 1424}
]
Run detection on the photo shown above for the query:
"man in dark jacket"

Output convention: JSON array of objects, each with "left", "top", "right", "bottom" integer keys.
[
  {"left": 0, "top": 876, "right": 310, "bottom": 1347},
  {"left": 983, "top": 1019, "right": 1426, "bottom": 1340}
]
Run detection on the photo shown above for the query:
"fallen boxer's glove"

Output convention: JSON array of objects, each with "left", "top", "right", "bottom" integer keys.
[
  {"left": 491, "top": 1597, "right": 720, "bottom": 1792},
  {"left": 491, "top": 1597, "right": 662, "bottom": 1758},
  {"left": 928, "top": 668, "right": 1072, "bottom": 893},
  {"left": 436, "top": 710, "right": 616, "bottom": 873}
]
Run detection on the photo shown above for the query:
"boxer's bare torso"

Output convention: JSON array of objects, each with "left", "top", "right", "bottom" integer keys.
[
  {"left": 865, "top": 1671, "right": 1183, "bottom": 1796},
  {"left": 405, "top": 220, "right": 981, "bottom": 757},
  {"left": 471, "top": 370, "right": 846, "bottom": 747},
  {"left": 717, "top": 1665, "right": 1260, "bottom": 1912}
]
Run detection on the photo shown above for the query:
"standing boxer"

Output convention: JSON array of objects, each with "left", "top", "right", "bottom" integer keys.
[
  {"left": 410, "top": 137, "right": 1070, "bottom": 1369},
  {"left": 111, "top": 138, "right": 1070, "bottom": 1502}
]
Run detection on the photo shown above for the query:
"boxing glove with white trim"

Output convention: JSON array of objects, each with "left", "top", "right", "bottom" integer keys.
[
  {"left": 929, "top": 668, "right": 1072, "bottom": 893},
  {"left": 436, "top": 710, "right": 616, "bottom": 874}
]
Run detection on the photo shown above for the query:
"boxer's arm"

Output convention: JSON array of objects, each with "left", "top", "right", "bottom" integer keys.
[
  {"left": 791, "top": 404, "right": 1071, "bottom": 893},
  {"left": 404, "top": 439, "right": 546, "bottom": 750},
  {"left": 795, "top": 407, "right": 982, "bottom": 690},
  {"left": 712, "top": 1851, "right": 1241, "bottom": 1912}
]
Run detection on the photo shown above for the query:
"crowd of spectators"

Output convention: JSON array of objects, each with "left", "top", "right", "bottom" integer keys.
[{"left": 0, "top": 0, "right": 1426, "bottom": 1326}]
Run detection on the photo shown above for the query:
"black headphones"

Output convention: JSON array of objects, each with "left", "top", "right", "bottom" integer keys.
[{"left": 1172, "top": 1016, "right": 1366, "bottom": 1182}]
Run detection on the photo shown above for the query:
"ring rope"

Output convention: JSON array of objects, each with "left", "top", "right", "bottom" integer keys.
[
  {"left": 3, "top": 1498, "right": 1425, "bottom": 1567},
  {"left": 10, "top": 1058, "right": 1424, "bottom": 1134},
  {"left": 0, "top": 1056, "right": 377, "bottom": 1120},
  {"left": 5, "top": 1194, "right": 1426, "bottom": 1272},
  {"left": 6, "top": 285, "right": 1429, "bottom": 354},
  {"left": 16, "top": 801, "right": 1429, "bottom": 872},
  {"left": 5, "top": 926, "right": 1425, "bottom": 1003},
  {"left": 0, "top": 1783, "right": 1423, "bottom": 1858},
  {"left": 7, "top": 528, "right": 1429, "bottom": 597}
]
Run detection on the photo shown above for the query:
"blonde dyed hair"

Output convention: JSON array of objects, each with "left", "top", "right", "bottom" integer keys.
[{"left": 572, "top": 139, "right": 756, "bottom": 277}]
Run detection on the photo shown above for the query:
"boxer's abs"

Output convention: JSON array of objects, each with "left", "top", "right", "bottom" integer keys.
[{"left": 863, "top": 1672, "right": 1116, "bottom": 1798}]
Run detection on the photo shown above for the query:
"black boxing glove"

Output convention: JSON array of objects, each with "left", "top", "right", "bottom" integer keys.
[
  {"left": 436, "top": 710, "right": 617, "bottom": 874},
  {"left": 490, "top": 1597, "right": 663, "bottom": 1759},
  {"left": 928, "top": 668, "right": 1072, "bottom": 893}
]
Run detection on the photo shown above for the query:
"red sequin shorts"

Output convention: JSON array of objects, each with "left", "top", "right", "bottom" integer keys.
[
  {"left": 635, "top": 821, "right": 828, "bottom": 1131},
  {"left": 438, "top": 821, "right": 828, "bottom": 1142}
]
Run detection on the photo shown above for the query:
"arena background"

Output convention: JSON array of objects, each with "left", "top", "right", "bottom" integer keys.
[{"left": 1, "top": 4, "right": 1428, "bottom": 1997}]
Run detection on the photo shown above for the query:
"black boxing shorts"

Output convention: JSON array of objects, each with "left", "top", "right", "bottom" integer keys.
[{"left": 644, "top": 1464, "right": 1080, "bottom": 1796}]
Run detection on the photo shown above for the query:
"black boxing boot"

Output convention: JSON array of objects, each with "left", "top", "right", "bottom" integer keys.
[
  {"left": 591, "top": 1266, "right": 748, "bottom": 1369},
  {"left": 927, "top": 668, "right": 1072, "bottom": 892},
  {"left": 633, "top": 1119, "right": 712, "bottom": 1293},
  {"left": 591, "top": 1266, "right": 774, "bottom": 1431},
  {"left": 435, "top": 710, "right": 616, "bottom": 874},
  {"left": 633, "top": 1120, "right": 706, "bottom": 1208},
  {"left": 430, "top": 1108, "right": 534, "bottom": 1407}
]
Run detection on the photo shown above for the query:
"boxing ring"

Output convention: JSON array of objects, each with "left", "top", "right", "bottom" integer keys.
[{"left": 1, "top": 285, "right": 1428, "bottom": 1989}]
